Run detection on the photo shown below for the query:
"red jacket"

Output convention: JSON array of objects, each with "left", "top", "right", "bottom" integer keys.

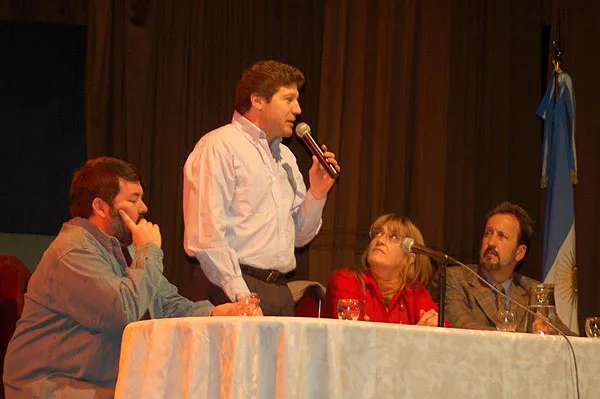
[{"left": 323, "top": 268, "right": 449, "bottom": 326}]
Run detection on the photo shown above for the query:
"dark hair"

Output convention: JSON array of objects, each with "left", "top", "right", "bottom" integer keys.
[
  {"left": 486, "top": 202, "right": 535, "bottom": 249},
  {"left": 234, "top": 60, "right": 305, "bottom": 115},
  {"left": 69, "top": 157, "right": 143, "bottom": 218}
]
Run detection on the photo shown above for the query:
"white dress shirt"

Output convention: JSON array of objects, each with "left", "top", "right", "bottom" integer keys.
[{"left": 183, "top": 112, "right": 326, "bottom": 301}]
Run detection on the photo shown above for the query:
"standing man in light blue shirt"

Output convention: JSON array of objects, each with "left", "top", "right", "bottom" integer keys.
[{"left": 183, "top": 60, "right": 340, "bottom": 315}]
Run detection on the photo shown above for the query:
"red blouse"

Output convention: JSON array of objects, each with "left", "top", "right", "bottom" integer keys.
[{"left": 323, "top": 268, "right": 449, "bottom": 326}]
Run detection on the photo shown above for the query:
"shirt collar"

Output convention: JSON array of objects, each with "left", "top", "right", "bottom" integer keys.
[
  {"left": 232, "top": 111, "right": 264, "bottom": 142},
  {"left": 480, "top": 266, "right": 513, "bottom": 292},
  {"left": 68, "top": 217, "right": 128, "bottom": 267},
  {"left": 232, "top": 111, "right": 283, "bottom": 159}
]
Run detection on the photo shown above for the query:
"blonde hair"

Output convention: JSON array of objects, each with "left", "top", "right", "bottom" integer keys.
[{"left": 353, "top": 214, "right": 434, "bottom": 290}]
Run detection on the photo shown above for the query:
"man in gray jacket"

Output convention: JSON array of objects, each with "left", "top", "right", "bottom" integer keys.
[
  {"left": 445, "top": 202, "right": 574, "bottom": 335},
  {"left": 3, "top": 157, "right": 240, "bottom": 399}
]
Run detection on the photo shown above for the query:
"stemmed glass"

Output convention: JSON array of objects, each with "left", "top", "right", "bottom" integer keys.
[
  {"left": 337, "top": 299, "right": 360, "bottom": 320},
  {"left": 495, "top": 310, "right": 517, "bottom": 332},
  {"left": 585, "top": 317, "right": 600, "bottom": 338},
  {"left": 236, "top": 292, "right": 261, "bottom": 316}
]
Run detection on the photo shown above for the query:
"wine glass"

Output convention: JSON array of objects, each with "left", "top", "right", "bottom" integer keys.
[
  {"left": 337, "top": 299, "right": 360, "bottom": 320},
  {"left": 236, "top": 292, "right": 261, "bottom": 316},
  {"left": 495, "top": 310, "right": 517, "bottom": 332},
  {"left": 585, "top": 316, "right": 600, "bottom": 338}
]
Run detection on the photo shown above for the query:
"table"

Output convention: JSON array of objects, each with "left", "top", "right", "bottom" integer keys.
[{"left": 114, "top": 317, "right": 600, "bottom": 398}]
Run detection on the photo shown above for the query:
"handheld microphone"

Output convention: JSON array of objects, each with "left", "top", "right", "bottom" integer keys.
[{"left": 295, "top": 122, "right": 339, "bottom": 179}]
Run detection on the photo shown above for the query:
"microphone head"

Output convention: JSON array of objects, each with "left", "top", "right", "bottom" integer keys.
[
  {"left": 400, "top": 237, "right": 415, "bottom": 253},
  {"left": 295, "top": 122, "right": 311, "bottom": 138}
]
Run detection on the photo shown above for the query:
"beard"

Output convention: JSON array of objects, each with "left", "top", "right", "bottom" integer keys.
[
  {"left": 480, "top": 246, "right": 518, "bottom": 272},
  {"left": 108, "top": 206, "right": 133, "bottom": 246}
]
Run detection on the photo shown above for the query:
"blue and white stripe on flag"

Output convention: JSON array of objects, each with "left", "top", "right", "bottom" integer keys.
[{"left": 536, "top": 71, "right": 578, "bottom": 334}]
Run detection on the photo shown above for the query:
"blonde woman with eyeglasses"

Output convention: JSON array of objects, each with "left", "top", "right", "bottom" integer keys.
[{"left": 323, "top": 214, "right": 449, "bottom": 326}]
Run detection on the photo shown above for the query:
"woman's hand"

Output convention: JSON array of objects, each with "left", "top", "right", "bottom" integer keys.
[{"left": 417, "top": 309, "right": 439, "bottom": 326}]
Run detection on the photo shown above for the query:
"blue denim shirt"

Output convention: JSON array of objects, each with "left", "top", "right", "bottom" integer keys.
[{"left": 3, "top": 217, "right": 214, "bottom": 398}]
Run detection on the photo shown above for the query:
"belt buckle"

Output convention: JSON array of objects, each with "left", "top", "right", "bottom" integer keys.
[{"left": 266, "top": 270, "right": 279, "bottom": 283}]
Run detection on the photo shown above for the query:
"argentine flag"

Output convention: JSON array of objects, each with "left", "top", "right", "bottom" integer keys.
[{"left": 537, "top": 71, "right": 578, "bottom": 334}]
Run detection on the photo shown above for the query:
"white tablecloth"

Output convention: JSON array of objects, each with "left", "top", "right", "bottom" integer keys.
[{"left": 114, "top": 317, "right": 600, "bottom": 399}]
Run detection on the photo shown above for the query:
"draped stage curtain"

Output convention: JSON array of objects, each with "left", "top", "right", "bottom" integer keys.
[
  {"left": 310, "top": 0, "right": 545, "bottom": 282},
  {"left": 310, "top": 0, "right": 600, "bottom": 332},
  {"left": 3, "top": 0, "right": 600, "bottom": 331},
  {"left": 84, "top": 0, "right": 325, "bottom": 288},
  {"left": 558, "top": 1, "right": 600, "bottom": 331}
]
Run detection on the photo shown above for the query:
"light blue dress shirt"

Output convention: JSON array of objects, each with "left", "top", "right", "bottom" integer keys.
[{"left": 183, "top": 112, "right": 326, "bottom": 301}]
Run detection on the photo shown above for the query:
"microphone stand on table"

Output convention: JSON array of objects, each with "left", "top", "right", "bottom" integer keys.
[
  {"left": 399, "top": 237, "right": 458, "bottom": 327},
  {"left": 400, "top": 237, "right": 579, "bottom": 396},
  {"left": 436, "top": 254, "right": 451, "bottom": 327}
]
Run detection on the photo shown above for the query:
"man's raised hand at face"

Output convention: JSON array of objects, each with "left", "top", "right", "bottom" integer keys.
[{"left": 119, "top": 209, "right": 162, "bottom": 248}]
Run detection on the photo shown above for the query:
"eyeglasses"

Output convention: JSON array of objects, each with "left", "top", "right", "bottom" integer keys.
[{"left": 369, "top": 228, "right": 403, "bottom": 244}]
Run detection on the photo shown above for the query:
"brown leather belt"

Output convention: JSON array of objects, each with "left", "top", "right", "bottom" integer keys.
[{"left": 240, "top": 264, "right": 294, "bottom": 283}]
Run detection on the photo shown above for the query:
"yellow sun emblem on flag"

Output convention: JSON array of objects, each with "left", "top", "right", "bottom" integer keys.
[{"left": 553, "top": 247, "right": 577, "bottom": 305}]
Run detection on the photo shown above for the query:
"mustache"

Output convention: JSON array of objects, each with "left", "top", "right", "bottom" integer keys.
[{"left": 483, "top": 247, "right": 499, "bottom": 257}]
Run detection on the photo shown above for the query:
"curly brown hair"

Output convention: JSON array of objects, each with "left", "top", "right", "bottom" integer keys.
[
  {"left": 69, "top": 157, "right": 143, "bottom": 218},
  {"left": 234, "top": 60, "right": 305, "bottom": 115}
]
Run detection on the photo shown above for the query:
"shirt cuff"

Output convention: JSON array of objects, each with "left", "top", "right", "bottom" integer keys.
[
  {"left": 222, "top": 276, "right": 251, "bottom": 302},
  {"left": 305, "top": 189, "right": 327, "bottom": 212}
]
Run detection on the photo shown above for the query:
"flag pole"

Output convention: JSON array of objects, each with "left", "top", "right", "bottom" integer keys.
[
  {"left": 539, "top": 10, "right": 579, "bottom": 336},
  {"left": 552, "top": 19, "right": 563, "bottom": 102}
]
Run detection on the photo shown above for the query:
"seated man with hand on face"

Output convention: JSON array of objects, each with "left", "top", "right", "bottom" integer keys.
[
  {"left": 3, "top": 157, "right": 242, "bottom": 399},
  {"left": 444, "top": 202, "right": 574, "bottom": 335}
]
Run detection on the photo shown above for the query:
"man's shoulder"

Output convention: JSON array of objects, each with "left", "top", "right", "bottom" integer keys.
[
  {"left": 191, "top": 123, "right": 261, "bottom": 160},
  {"left": 51, "top": 221, "right": 86, "bottom": 246},
  {"left": 514, "top": 272, "right": 541, "bottom": 289},
  {"left": 447, "top": 263, "right": 477, "bottom": 277},
  {"left": 197, "top": 124, "right": 239, "bottom": 145},
  {"left": 48, "top": 221, "right": 104, "bottom": 259}
]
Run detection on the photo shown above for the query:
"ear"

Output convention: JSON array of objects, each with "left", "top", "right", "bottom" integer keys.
[
  {"left": 403, "top": 252, "right": 416, "bottom": 269},
  {"left": 515, "top": 244, "right": 527, "bottom": 262},
  {"left": 250, "top": 93, "right": 265, "bottom": 110},
  {"left": 409, "top": 252, "right": 416, "bottom": 265},
  {"left": 91, "top": 197, "right": 109, "bottom": 218}
]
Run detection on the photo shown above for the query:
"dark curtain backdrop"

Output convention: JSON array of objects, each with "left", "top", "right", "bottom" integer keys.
[
  {"left": 3, "top": 0, "right": 600, "bottom": 332},
  {"left": 311, "top": 0, "right": 600, "bottom": 332},
  {"left": 310, "top": 0, "right": 544, "bottom": 280},
  {"left": 85, "top": 0, "right": 325, "bottom": 289},
  {"left": 559, "top": 1, "right": 600, "bottom": 333},
  {"left": 0, "top": 20, "right": 86, "bottom": 235}
]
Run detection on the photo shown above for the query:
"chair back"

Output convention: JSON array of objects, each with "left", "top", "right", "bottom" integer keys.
[{"left": 287, "top": 280, "right": 326, "bottom": 318}]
